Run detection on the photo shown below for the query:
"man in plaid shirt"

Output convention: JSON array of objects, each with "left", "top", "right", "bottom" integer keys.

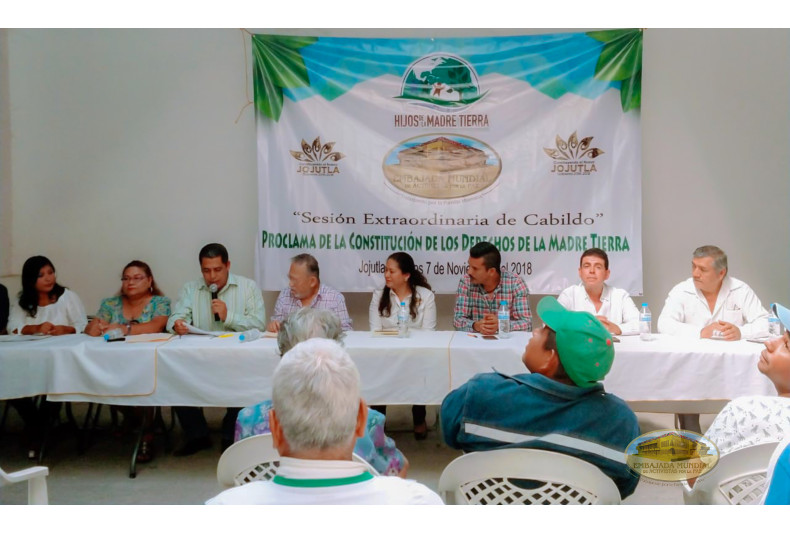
[
  {"left": 267, "top": 253, "right": 353, "bottom": 332},
  {"left": 453, "top": 241, "right": 532, "bottom": 334}
]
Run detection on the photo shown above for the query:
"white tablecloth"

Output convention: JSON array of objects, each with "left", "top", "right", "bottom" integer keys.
[{"left": 0, "top": 332, "right": 776, "bottom": 412}]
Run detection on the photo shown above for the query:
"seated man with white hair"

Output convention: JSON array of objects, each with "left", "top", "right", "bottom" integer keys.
[
  {"left": 207, "top": 338, "right": 442, "bottom": 505},
  {"left": 234, "top": 307, "right": 409, "bottom": 476}
]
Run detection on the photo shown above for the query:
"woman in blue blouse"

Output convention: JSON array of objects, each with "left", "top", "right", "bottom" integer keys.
[
  {"left": 85, "top": 260, "right": 170, "bottom": 463},
  {"left": 85, "top": 260, "right": 170, "bottom": 337}
]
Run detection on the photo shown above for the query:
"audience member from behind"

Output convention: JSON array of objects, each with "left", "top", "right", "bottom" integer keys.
[
  {"left": 235, "top": 308, "right": 409, "bottom": 477},
  {"left": 442, "top": 296, "right": 640, "bottom": 499},
  {"left": 85, "top": 260, "right": 171, "bottom": 337},
  {"left": 658, "top": 245, "right": 769, "bottom": 340},
  {"left": 167, "top": 243, "right": 266, "bottom": 456},
  {"left": 267, "top": 253, "right": 352, "bottom": 332},
  {"left": 7, "top": 255, "right": 87, "bottom": 459},
  {"left": 208, "top": 338, "right": 442, "bottom": 504},
  {"left": 762, "top": 435, "right": 790, "bottom": 505},
  {"left": 704, "top": 303, "right": 790, "bottom": 456},
  {"left": 453, "top": 241, "right": 532, "bottom": 334},
  {"left": 84, "top": 260, "right": 171, "bottom": 463},
  {"left": 557, "top": 248, "right": 640, "bottom": 335},
  {"left": 369, "top": 252, "right": 435, "bottom": 439}
]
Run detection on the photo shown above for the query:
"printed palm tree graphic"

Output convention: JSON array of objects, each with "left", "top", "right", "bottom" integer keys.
[
  {"left": 543, "top": 132, "right": 604, "bottom": 161},
  {"left": 290, "top": 137, "right": 345, "bottom": 163}
]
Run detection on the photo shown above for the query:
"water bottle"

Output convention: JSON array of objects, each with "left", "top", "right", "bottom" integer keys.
[
  {"left": 104, "top": 328, "right": 125, "bottom": 341},
  {"left": 640, "top": 303, "right": 652, "bottom": 341},
  {"left": 497, "top": 300, "right": 511, "bottom": 338},
  {"left": 239, "top": 329, "right": 262, "bottom": 342},
  {"left": 398, "top": 301, "right": 409, "bottom": 338},
  {"left": 769, "top": 315, "right": 781, "bottom": 337}
]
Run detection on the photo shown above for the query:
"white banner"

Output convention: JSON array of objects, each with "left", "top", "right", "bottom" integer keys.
[{"left": 254, "top": 31, "right": 643, "bottom": 294}]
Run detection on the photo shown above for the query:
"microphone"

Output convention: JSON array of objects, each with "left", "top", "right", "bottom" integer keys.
[{"left": 209, "top": 283, "right": 220, "bottom": 321}]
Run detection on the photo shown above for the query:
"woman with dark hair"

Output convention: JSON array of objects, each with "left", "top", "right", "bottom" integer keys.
[
  {"left": 369, "top": 252, "right": 436, "bottom": 439},
  {"left": 84, "top": 260, "right": 171, "bottom": 463},
  {"left": 8, "top": 255, "right": 86, "bottom": 335},
  {"left": 84, "top": 260, "right": 170, "bottom": 337},
  {"left": 369, "top": 252, "right": 436, "bottom": 331},
  {"left": 7, "top": 255, "right": 86, "bottom": 459}
]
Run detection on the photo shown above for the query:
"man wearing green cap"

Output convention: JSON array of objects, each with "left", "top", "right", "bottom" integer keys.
[{"left": 441, "top": 296, "right": 640, "bottom": 499}]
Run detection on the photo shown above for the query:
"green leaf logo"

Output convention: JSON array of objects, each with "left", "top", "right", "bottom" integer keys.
[{"left": 587, "top": 29, "right": 643, "bottom": 112}]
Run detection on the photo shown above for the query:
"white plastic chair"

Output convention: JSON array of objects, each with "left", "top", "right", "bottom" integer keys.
[
  {"left": 216, "top": 433, "right": 378, "bottom": 488},
  {"left": 682, "top": 441, "right": 779, "bottom": 505},
  {"left": 0, "top": 465, "right": 49, "bottom": 504},
  {"left": 438, "top": 448, "right": 621, "bottom": 505}
]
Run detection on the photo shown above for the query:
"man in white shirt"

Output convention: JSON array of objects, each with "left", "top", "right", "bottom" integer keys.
[
  {"left": 206, "top": 338, "right": 442, "bottom": 505},
  {"left": 557, "top": 248, "right": 639, "bottom": 336},
  {"left": 657, "top": 245, "right": 769, "bottom": 340}
]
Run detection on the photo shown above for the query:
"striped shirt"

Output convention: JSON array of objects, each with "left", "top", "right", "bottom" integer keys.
[
  {"left": 272, "top": 284, "right": 353, "bottom": 331},
  {"left": 167, "top": 273, "right": 266, "bottom": 332},
  {"left": 452, "top": 270, "right": 532, "bottom": 332}
]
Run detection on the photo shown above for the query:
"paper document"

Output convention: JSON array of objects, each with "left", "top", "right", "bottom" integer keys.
[
  {"left": 185, "top": 324, "right": 221, "bottom": 336},
  {"left": 0, "top": 334, "right": 53, "bottom": 342},
  {"left": 125, "top": 333, "right": 175, "bottom": 343}
]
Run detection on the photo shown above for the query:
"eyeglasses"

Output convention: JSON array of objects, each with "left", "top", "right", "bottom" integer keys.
[{"left": 121, "top": 276, "right": 147, "bottom": 283}]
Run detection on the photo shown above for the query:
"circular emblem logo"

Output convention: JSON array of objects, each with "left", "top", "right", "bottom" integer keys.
[
  {"left": 397, "top": 54, "right": 486, "bottom": 110},
  {"left": 382, "top": 134, "right": 501, "bottom": 200},
  {"left": 625, "top": 430, "right": 720, "bottom": 482}
]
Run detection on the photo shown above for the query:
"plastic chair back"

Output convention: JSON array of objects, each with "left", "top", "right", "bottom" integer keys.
[
  {"left": 217, "top": 434, "right": 378, "bottom": 488},
  {"left": 682, "top": 441, "right": 779, "bottom": 505},
  {"left": 0, "top": 465, "right": 49, "bottom": 504},
  {"left": 438, "top": 448, "right": 620, "bottom": 505}
]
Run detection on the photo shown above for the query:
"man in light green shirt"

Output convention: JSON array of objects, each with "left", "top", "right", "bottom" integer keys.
[{"left": 168, "top": 243, "right": 266, "bottom": 456}]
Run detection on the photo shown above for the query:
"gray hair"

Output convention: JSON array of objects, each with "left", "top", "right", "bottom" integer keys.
[
  {"left": 693, "top": 245, "right": 728, "bottom": 274},
  {"left": 272, "top": 338, "right": 360, "bottom": 453},
  {"left": 277, "top": 307, "right": 345, "bottom": 355},
  {"left": 291, "top": 253, "right": 320, "bottom": 282}
]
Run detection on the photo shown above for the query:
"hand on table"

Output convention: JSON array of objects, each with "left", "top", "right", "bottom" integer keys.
[
  {"left": 596, "top": 316, "right": 622, "bottom": 336},
  {"left": 701, "top": 321, "right": 741, "bottom": 341},
  {"left": 474, "top": 314, "right": 499, "bottom": 335},
  {"left": 84, "top": 318, "right": 107, "bottom": 337},
  {"left": 266, "top": 320, "right": 281, "bottom": 333},
  {"left": 173, "top": 319, "right": 190, "bottom": 336}
]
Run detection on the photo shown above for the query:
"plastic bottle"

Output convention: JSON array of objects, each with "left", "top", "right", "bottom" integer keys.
[
  {"left": 640, "top": 303, "right": 652, "bottom": 341},
  {"left": 769, "top": 315, "right": 781, "bottom": 337},
  {"left": 239, "top": 329, "right": 262, "bottom": 343},
  {"left": 104, "top": 328, "right": 125, "bottom": 341},
  {"left": 398, "top": 301, "right": 409, "bottom": 338},
  {"left": 497, "top": 300, "right": 511, "bottom": 338}
]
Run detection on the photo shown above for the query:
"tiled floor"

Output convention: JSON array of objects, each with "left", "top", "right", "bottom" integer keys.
[{"left": 0, "top": 404, "right": 713, "bottom": 505}]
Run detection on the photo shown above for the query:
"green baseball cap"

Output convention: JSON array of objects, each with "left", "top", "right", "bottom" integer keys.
[{"left": 536, "top": 296, "right": 615, "bottom": 388}]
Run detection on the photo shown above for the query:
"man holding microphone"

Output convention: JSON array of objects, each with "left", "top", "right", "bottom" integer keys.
[{"left": 167, "top": 243, "right": 266, "bottom": 455}]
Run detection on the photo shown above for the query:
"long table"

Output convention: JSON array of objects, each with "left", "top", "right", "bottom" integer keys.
[{"left": 0, "top": 332, "right": 776, "bottom": 414}]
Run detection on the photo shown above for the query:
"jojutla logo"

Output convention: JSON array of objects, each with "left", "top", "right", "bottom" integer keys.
[
  {"left": 543, "top": 132, "right": 604, "bottom": 176},
  {"left": 290, "top": 137, "right": 345, "bottom": 176}
]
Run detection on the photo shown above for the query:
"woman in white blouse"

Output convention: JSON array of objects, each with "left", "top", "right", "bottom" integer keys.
[
  {"left": 7, "top": 255, "right": 87, "bottom": 459},
  {"left": 369, "top": 252, "right": 436, "bottom": 331},
  {"left": 8, "top": 255, "right": 87, "bottom": 335},
  {"left": 368, "top": 252, "right": 436, "bottom": 439}
]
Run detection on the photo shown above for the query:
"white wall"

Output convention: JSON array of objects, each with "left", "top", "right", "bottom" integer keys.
[{"left": 1, "top": 28, "right": 788, "bottom": 330}]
